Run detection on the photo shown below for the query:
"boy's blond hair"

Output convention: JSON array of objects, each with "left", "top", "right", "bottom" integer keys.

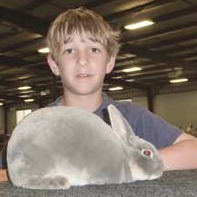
[{"left": 46, "top": 7, "right": 120, "bottom": 60}]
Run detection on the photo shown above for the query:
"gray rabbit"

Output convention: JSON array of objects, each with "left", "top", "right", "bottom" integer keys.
[{"left": 7, "top": 104, "right": 163, "bottom": 189}]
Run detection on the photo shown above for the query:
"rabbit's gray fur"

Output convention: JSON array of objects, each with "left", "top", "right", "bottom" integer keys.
[{"left": 7, "top": 105, "right": 163, "bottom": 189}]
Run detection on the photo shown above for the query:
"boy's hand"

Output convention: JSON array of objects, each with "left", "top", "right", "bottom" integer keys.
[{"left": 0, "top": 169, "right": 8, "bottom": 182}]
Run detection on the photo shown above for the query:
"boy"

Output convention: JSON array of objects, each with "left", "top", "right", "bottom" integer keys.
[
  {"left": 1, "top": 6, "right": 197, "bottom": 182},
  {"left": 46, "top": 7, "right": 197, "bottom": 171}
]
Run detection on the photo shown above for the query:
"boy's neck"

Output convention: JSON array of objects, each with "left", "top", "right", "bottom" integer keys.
[{"left": 60, "top": 91, "right": 103, "bottom": 112}]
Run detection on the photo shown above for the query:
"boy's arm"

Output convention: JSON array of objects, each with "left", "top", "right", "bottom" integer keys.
[
  {"left": 0, "top": 169, "right": 8, "bottom": 182},
  {"left": 159, "top": 132, "right": 197, "bottom": 171}
]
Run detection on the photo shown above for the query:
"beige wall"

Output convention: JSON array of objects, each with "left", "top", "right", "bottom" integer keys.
[
  {"left": 155, "top": 91, "right": 197, "bottom": 129},
  {"left": 0, "top": 104, "right": 38, "bottom": 134},
  {"left": 131, "top": 91, "right": 197, "bottom": 130},
  {"left": 7, "top": 107, "right": 18, "bottom": 134},
  {"left": 131, "top": 96, "right": 148, "bottom": 109}
]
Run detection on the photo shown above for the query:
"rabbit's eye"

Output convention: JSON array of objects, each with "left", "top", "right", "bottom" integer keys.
[{"left": 141, "top": 149, "right": 153, "bottom": 158}]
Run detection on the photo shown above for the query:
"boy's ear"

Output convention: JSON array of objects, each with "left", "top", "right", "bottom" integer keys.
[
  {"left": 106, "top": 55, "right": 116, "bottom": 74},
  {"left": 47, "top": 54, "right": 60, "bottom": 76}
]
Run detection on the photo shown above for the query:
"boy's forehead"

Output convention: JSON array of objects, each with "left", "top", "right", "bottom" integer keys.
[{"left": 63, "top": 33, "right": 101, "bottom": 44}]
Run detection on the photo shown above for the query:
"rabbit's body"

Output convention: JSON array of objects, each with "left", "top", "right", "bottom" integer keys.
[{"left": 7, "top": 105, "right": 163, "bottom": 190}]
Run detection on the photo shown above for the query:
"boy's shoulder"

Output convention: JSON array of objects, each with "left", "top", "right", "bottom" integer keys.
[
  {"left": 97, "top": 94, "right": 150, "bottom": 126},
  {"left": 107, "top": 97, "right": 147, "bottom": 118}
]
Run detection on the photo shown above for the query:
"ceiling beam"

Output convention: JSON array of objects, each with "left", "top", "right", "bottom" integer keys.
[
  {"left": 148, "top": 34, "right": 197, "bottom": 49},
  {"left": 0, "top": 6, "right": 49, "bottom": 35},
  {"left": 0, "top": 55, "right": 49, "bottom": 73},
  {"left": 18, "top": 0, "right": 53, "bottom": 12},
  {"left": 2, "top": 37, "right": 43, "bottom": 52},
  {"left": 105, "top": 0, "right": 176, "bottom": 21},
  {"left": 123, "top": 20, "right": 197, "bottom": 42},
  {"left": 86, "top": 0, "right": 118, "bottom": 9},
  {"left": 121, "top": 44, "right": 197, "bottom": 67},
  {"left": 105, "top": 77, "right": 148, "bottom": 91}
]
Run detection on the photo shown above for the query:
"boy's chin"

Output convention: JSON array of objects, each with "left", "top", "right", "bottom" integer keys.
[
  {"left": 75, "top": 90, "right": 101, "bottom": 96},
  {"left": 71, "top": 87, "right": 102, "bottom": 96}
]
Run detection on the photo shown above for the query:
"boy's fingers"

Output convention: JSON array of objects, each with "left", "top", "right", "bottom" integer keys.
[{"left": 0, "top": 170, "right": 8, "bottom": 182}]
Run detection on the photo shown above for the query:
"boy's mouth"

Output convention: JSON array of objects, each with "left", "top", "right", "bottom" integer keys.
[{"left": 76, "top": 73, "right": 91, "bottom": 78}]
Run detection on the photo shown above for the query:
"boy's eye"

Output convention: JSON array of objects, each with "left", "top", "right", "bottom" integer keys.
[
  {"left": 91, "top": 48, "right": 100, "bottom": 53},
  {"left": 65, "top": 48, "right": 74, "bottom": 54}
]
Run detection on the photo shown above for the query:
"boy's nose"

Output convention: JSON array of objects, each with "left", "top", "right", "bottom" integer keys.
[{"left": 77, "top": 51, "right": 89, "bottom": 66}]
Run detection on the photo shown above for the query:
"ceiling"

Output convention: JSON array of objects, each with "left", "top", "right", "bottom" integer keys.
[{"left": 0, "top": 0, "right": 197, "bottom": 107}]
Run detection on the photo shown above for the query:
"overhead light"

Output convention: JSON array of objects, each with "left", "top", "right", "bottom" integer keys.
[
  {"left": 18, "top": 86, "right": 32, "bottom": 90},
  {"left": 19, "top": 95, "right": 30, "bottom": 98},
  {"left": 108, "top": 86, "right": 123, "bottom": 91},
  {"left": 112, "top": 76, "right": 123, "bottom": 79},
  {"left": 38, "top": 47, "right": 50, "bottom": 54},
  {"left": 0, "top": 102, "right": 3, "bottom": 106},
  {"left": 40, "top": 90, "right": 50, "bottom": 96},
  {"left": 126, "top": 79, "right": 135, "bottom": 82},
  {"left": 124, "top": 20, "right": 154, "bottom": 30},
  {"left": 18, "top": 75, "right": 31, "bottom": 80},
  {"left": 20, "top": 90, "right": 35, "bottom": 94},
  {"left": 24, "top": 98, "right": 34, "bottom": 103},
  {"left": 123, "top": 67, "right": 142, "bottom": 73},
  {"left": 170, "top": 78, "right": 188, "bottom": 83}
]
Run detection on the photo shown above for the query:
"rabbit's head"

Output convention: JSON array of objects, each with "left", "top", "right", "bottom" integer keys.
[{"left": 108, "top": 104, "right": 164, "bottom": 181}]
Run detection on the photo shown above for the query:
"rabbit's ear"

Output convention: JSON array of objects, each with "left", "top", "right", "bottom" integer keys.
[{"left": 107, "top": 104, "right": 136, "bottom": 144}]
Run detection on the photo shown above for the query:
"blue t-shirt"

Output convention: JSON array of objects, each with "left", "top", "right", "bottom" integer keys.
[{"left": 49, "top": 93, "right": 182, "bottom": 149}]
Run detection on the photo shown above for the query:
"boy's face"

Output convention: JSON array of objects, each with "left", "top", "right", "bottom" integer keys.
[{"left": 48, "top": 33, "right": 116, "bottom": 96}]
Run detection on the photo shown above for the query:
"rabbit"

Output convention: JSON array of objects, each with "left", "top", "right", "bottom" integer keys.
[{"left": 7, "top": 104, "right": 164, "bottom": 190}]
